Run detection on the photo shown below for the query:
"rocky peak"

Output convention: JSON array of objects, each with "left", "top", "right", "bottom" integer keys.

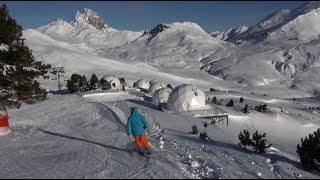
[
  {"left": 71, "top": 8, "right": 109, "bottom": 31},
  {"left": 149, "top": 24, "right": 170, "bottom": 36}
]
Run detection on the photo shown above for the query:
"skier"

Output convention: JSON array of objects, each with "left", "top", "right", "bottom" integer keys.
[{"left": 126, "top": 107, "right": 152, "bottom": 156}]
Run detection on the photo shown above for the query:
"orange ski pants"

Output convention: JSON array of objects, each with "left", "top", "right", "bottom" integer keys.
[{"left": 134, "top": 133, "right": 150, "bottom": 149}]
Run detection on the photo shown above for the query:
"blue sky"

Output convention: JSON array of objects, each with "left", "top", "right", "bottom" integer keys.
[{"left": 2, "top": 1, "right": 305, "bottom": 32}]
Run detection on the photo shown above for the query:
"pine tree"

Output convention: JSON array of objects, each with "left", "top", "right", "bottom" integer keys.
[
  {"left": 66, "top": 73, "right": 82, "bottom": 93},
  {"left": 243, "top": 104, "right": 249, "bottom": 114},
  {"left": 226, "top": 99, "right": 234, "bottom": 107},
  {"left": 252, "top": 130, "right": 271, "bottom": 153},
  {"left": 262, "top": 104, "right": 268, "bottom": 112},
  {"left": 100, "top": 78, "right": 111, "bottom": 90},
  {"left": 240, "top": 97, "right": 244, "bottom": 103},
  {"left": 238, "top": 129, "right": 252, "bottom": 149},
  {"left": 199, "top": 132, "right": 208, "bottom": 140},
  {"left": 297, "top": 128, "right": 320, "bottom": 173},
  {"left": 0, "top": 4, "right": 51, "bottom": 108},
  {"left": 80, "top": 75, "right": 89, "bottom": 92},
  {"left": 189, "top": 125, "right": 199, "bottom": 135},
  {"left": 212, "top": 96, "right": 217, "bottom": 104},
  {"left": 89, "top": 73, "right": 100, "bottom": 90}
]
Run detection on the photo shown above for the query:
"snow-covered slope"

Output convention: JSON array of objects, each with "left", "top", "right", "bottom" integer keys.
[
  {"left": 210, "top": 26, "right": 248, "bottom": 41},
  {"left": 100, "top": 22, "right": 229, "bottom": 67},
  {"left": 5, "top": 3, "right": 320, "bottom": 178},
  {"left": 1, "top": 87, "right": 320, "bottom": 178},
  {"left": 199, "top": 1, "right": 320, "bottom": 96},
  {"left": 227, "top": 1, "right": 320, "bottom": 43}
]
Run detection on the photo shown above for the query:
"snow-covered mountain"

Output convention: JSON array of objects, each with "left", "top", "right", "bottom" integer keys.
[
  {"left": 36, "top": 9, "right": 143, "bottom": 49},
  {"left": 23, "top": 3, "right": 320, "bottom": 96},
  {"left": 99, "top": 22, "right": 230, "bottom": 67},
  {"left": 200, "top": 1, "right": 320, "bottom": 95},
  {"left": 71, "top": 8, "right": 109, "bottom": 31},
  {"left": 210, "top": 26, "right": 248, "bottom": 41},
  {"left": 223, "top": 1, "right": 320, "bottom": 44}
]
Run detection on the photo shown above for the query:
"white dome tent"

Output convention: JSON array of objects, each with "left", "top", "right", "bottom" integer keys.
[
  {"left": 152, "top": 87, "right": 173, "bottom": 104},
  {"left": 101, "top": 74, "right": 116, "bottom": 83},
  {"left": 148, "top": 81, "right": 166, "bottom": 95},
  {"left": 135, "top": 79, "right": 150, "bottom": 90},
  {"left": 101, "top": 74, "right": 122, "bottom": 90},
  {"left": 167, "top": 84, "right": 206, "bottom": 112}
]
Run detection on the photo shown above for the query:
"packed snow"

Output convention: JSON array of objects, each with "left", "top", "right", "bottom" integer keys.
[{"left": 2, "top": 2, "right": 320, "bottom": 179}]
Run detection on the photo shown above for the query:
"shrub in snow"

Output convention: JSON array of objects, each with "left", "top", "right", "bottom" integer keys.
[
  {"left": 255, "top": 104, "right": 269, "bottom": 112},
  {"left": 238, "top": 130, "right": 271, "bottom": 153},
  {"left": 251, "top": 130, "right": 271, "bottom": 153},
  {"left": 66, "top": 73, "right": 83, "bottom": 93},
  {"left": 199, "top": 132, "right": 208, "bottom": 140},
  {"left": 212, "top": 96, "right": 217, "bottom": 104},
  {"left": 226, "top": 99, "right": 234, "bottom": 107},
  {"left": 243, "top": 104, "right": 250, "bottom": 114},
  {"left": 238, "top": 130, "right": 252, "bottom": 149},
  {"left": 189, "top": 125, "right": 199, "bottom": 135},
  {"left": 100, "top": 78, "right": 111, "bottom": 90},
  {"left": 210, "top": 88, "right": 217, "bottom": 92},
  {"left": 297, "top": 128, "right": 320, "bottom": 174},
  {"left": 240, "top": 97, "right": 244, "bottom": 103},
  {"left": 89, "top": 73, "right": 100, "bottom": 90}
]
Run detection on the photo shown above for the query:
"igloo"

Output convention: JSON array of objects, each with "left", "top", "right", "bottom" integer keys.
[{"left": 101, "top": 74, "right": 122, "bottom": 90}]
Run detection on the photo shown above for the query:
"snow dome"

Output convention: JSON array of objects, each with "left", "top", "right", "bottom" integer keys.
[
  {"left": 101, "top": 74, "right": 122, "bottom": 90},
  {"left": 148, "top": 81, "right": 166, "bottom": 95},
  {"left": 152, "top": 87, "right": 172, "bottom": 104},
  {"left": 167, "top": 84, "right": 206, "bottom": 112},
  {"left": 135, "top": 79, "right": 150, "bottom": 90}
]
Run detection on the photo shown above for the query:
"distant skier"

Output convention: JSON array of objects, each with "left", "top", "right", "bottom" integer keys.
[{"left": 126, "top": 107, "right": 152, "bottom": 156}]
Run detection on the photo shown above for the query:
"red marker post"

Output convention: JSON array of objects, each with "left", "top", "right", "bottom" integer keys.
[{"left": 0, "top": 103, "right": 12, "bottom": 136}]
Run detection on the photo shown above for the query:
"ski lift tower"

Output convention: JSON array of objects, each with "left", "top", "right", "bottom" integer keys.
[{"left": 50, "top": 67, "right": 65, "bottom": 90}]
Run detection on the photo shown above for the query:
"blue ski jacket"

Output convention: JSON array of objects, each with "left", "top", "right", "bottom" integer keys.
[{"left": 126, "top": 108, "right": 148, "bottom": 136}]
